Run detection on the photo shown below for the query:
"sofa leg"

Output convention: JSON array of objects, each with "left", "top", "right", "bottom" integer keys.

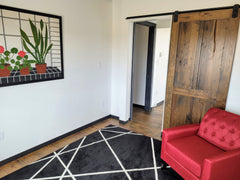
[{"left": 160, "top": 161, "right": 167, "bottom": 169}]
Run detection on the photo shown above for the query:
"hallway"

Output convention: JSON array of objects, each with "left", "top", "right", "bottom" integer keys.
[{"left": 128, "top": 104, "right": 164, "bottom": 140}]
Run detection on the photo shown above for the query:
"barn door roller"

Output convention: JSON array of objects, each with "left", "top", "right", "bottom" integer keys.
[
  {"left": 173, "top": 11, "right": 179, "bottom": 22},
  {"left": 232, "top": 4, "right": 239, "bottom": 18}
]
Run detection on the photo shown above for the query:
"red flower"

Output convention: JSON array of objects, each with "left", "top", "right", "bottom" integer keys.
[
  {"left": 0, "top": 46, "right": 4, "bottom": 53},
  {"left": 18, "top": 51, "right": 26, "bottom": 58}
]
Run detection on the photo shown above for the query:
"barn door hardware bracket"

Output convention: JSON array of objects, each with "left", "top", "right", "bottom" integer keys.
[
  {"left": 232, "top": 4, "right": 239, "bottom": 18},
  {"left": 173, "top": 11, "right": 179, "bottom": 22}
]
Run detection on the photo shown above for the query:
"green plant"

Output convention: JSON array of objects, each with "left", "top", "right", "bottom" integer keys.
[
  {"left": 0, "top": 46, "right": 18, "bottom": 70},
  {"left": 20, "top": 19, "right": 53, "bottom": 65},
  {"left": 12, "top": 51, "right": 35, "bottom": 71}
]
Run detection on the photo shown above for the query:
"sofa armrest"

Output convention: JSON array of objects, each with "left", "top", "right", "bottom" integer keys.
[
  {"left": 201, "top": 149, "right": 240, "bottom": 180},
  {"left": 161, "top": 123, "right": 199, "bottom": 160},
  {"left": 162, "top": 123, "right": 200, "bottom": 142}
]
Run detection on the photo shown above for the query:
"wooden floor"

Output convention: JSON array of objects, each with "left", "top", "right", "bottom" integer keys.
[{"left": 0, "top": 104, "right": 164, "bottom": 178}]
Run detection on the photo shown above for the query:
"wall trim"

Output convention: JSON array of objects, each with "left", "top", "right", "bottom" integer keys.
[
  {"left": 133, "top": 104, "right": 145, "bottom": 109},
  {"left": 119, "top": 118, "right": 131, "bottom": 124},
  {"left": 156, "top": 100, "right": 164, "bottom": 107},
  {"left": 109, "top": 114, "right": 120, "bottom": 120},
  {"left": 110, "top": 114, "right": 130, "bottom": 124},
  {"left": 0, "top": 115, "right": 111, "bottom": 166}
]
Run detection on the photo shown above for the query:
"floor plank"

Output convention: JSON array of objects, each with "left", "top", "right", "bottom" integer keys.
[{"left": 0, "top": 104, "right": 163, "bottom": 178}]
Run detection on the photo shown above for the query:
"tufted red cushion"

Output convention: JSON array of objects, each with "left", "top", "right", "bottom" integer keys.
[{"left": 198, "top": 108, "right": 240, "bottom": 151}]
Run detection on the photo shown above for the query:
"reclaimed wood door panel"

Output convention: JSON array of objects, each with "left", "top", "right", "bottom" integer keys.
[
  {"left": 170, "top": 94, "right": 219, "bottom": 127},
  {"left": 164, "top": 9, "right": 240, "bottom": 129},
  {"left": 173, "top": 21, "right": 202, "bottom": 89}
]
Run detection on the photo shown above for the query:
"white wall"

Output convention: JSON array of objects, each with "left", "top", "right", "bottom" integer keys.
[
  {"left": 132, "top": 24, "right": 149, "bottom": 106},
  {"left": 1, "top": 0, "right": 240, "bottom": 162},
  {"left": 151, "top": 19, "right": 171, "bottom": 107},
  {"left": 226, "top": 23, "right": 240, "bottom": 115},
  {"left": 111, "top": 0, "right": 240, "bottom": 121},
  {"left": 0, "top": 0, "right": 112, "bottom": 161}
]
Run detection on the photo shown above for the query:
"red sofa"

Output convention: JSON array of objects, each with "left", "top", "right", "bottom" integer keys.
[{"left": 161, "top": 108, "right": 240, "bottom": 180}]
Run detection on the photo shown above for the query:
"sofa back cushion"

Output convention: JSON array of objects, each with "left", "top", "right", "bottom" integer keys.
[{"left": 197, "top": 108, "right": 240, "bottom": 151}]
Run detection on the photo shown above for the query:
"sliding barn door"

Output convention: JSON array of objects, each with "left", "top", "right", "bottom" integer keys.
[{"left": 164, "top": 9, "right": 240, "bottom": 129}]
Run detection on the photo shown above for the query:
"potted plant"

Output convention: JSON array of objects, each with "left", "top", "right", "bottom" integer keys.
[
  {"left": 12, "top": 50, "right": 35, "bottom": 75},
  {"left": 0, "top": 46, "right": 17, "bottom": 77},
  {"left": 20, "top": 19, "right": 53, "bottom": 74}
]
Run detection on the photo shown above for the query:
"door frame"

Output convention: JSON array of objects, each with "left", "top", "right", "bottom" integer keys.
[{"left": 130, "top": 21, "right": 156, "bottom": 120}]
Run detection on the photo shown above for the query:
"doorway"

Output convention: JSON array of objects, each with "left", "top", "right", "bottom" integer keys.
[
  {"left": 131, "top": 21, "right": 156, "bottom": 112},
  {"left": 130, "top": 16, "right": 172, "bottom": 132}
]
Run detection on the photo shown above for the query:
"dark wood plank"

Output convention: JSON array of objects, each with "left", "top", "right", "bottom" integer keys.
[
  {"left": 173, "top": 87, "right": 217, "bottom": 100},
  {"left": 174, "top": 21, "right": 200, "bottom": 89},
  {"left": 197, "top": 20, "right": 221, "bottom": 92},
  {"left": 170, "top": 94, "right": 217, "bottom": 127},
  {"left": 170, "top": 94, "right": 192, "bottom": 127},
  {"left": 216, "top": 18, "right": 239, "bottom": 102},
  {"left": 179, "top": 9, "right": 233, "bottom": 22}
]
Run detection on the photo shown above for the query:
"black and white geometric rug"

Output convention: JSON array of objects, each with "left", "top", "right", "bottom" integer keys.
[{"left": 2, "top": 125, "right": 183, "bottom": 180}]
